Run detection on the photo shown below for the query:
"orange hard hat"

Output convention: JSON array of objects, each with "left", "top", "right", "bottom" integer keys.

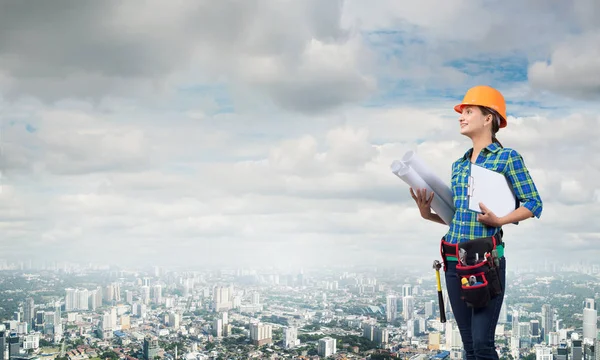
[{"left": 454, "top": 85, "right": 507, "bottom": 128}]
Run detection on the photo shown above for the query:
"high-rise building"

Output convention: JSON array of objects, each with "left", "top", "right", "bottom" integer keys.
[
  {"left": 78, "top": 289, "right": 89, "bottom": 311},
  {"left": 425, "top": 300, "right": 434, "bottom": 319},
  {"left": 213, "top": 318, "right": 223, "bottom": 338},
  {"left": 141, "top": 286, "right": 150, "bottom": 305},
  {"left": 386, "top": 295, "right": 397, "bottom": 323},
  {"left": 403, "top": 296, "right": 414, "bottom": 320},
  {"left": 530, "top": 320, "right": 540, "bottom": 342},
  {"left": 583, "top": 342, "right": 595, "bottom": 360},
  {"left": 143, "top": 336, "right": 159, "bottom": 360},
  {"left": 555, "top": 342, "right": 568, "bottom": 360},
  {"left": 374, "top": 327, "right": 389, "bottom": 346},
  {"left": 104, "top": 285, "right": 114, "bottom": 303},
  {"left": 0, "top": 331, "right": 6, "bottom": 360},
  {"left": 23, "top": 333, "right": 39, "bottom": 351},
  {"left": 125, "top": 290, "right": 133, "bottom": 305},
  {"left": 8, "top": 334, "right": 19, "bottom": 359},
  {"left": 250, "top": 323, "right": 272, "bottom": 346},
  {"left": 541, "top": 304, "right": 553, "bottom": 339},
  {"left": 252, "top": 292, "right": 260, "bottom": 305},
  {"left": 512, "top": 310, "right": 519, "bottom": 337},
  {"left": 23, "top": 298, "right": 35, "bottom": 328},
  {"left": 65, "top": 288, "right": 89, "bottom": 311},
  {"left": 499, "top": 302, "right": 507, "bottom": 324},
  {"left": 571, "top": 333, "right": 583, "bottom": 360},
  {"left": 402, "top": 284, "right": 412, "bottom": 298},
  {"left": 283, "top": 327, "right": 299, "bottom": 349},
  {"left": 583, "top": 299, "right": 597, "bottom": 343},
  {"left": 363, "top": 323, "right": 375, "bottom": 341},
  {"left": 168, "top": 313, "right": 179, "bottom": 329},
  {"left": 318, "top": 337, "right": 337, "bottom": 357},
  {"left": 65, "top": 288, "right": 76, "bottom": 311},
  {"left": 112, "top": 283, "right": 121, "bottom": 302},
  {"left": 213, "top": 286, "right": 233, "bottom": 311},
  {"left": 152, "top": 285, "right": 162, "bottom": 305},
  {"left": 534, "top": 344, "right": 553, "bottom": 360},
  {"left": 90, "top": 290, "right": 100, "bottom": 311},
  {"left": 429, "top": 332, "right": 441, "bottom": 350}
]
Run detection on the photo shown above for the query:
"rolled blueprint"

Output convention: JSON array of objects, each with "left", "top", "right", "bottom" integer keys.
[
  {"left": 401, "top": 150, "right": 455, "bottom": 211},
  {"left": 390, "top": 159, "right": 455, "bottom": 226}
]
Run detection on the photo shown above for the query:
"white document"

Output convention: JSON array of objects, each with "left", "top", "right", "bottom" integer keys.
[
  {"left": 390, "top": 158, "right": 455, "bottom": 226},
  {"left": 467, "top": 163, "right": 518, "bottom": 218},
  {"left": 401, "top": 150, "right": 455, "bottom": 211}
]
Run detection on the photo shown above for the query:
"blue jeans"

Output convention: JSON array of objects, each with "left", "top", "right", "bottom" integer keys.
[{"left": 445, "top": 257, "right": 506, "bottom": 360}]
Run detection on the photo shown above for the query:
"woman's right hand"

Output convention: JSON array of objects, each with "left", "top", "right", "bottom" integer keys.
[{"left": 410, "top": 187, "right": 434, "bottom": 220}]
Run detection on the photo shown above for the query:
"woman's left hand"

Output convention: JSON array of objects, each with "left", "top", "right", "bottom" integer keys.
[{"left": 477, "top": 202, "right": 503, "bottom": 227}]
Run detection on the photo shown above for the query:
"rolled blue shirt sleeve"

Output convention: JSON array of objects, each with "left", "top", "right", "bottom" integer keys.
[{"left": 504, "top": 149, "right": 543, "bottom": 218}]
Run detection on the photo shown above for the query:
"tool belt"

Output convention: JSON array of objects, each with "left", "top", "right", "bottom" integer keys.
[{"left": 440, "top": 230, "right": 504, "bottom": 309}]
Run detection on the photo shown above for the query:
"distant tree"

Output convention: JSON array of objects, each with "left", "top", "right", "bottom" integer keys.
[{"left": 101, "top": 351, "right": 118, "bottom": 360}]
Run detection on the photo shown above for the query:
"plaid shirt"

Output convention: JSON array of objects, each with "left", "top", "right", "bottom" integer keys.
[{"left": 443, "top": 142, "right": 543, "bottom": 245}]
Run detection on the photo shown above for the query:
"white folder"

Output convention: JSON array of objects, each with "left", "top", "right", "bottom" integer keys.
[{"left": 467, "top": 163, "right": 519, "bottom": 219}]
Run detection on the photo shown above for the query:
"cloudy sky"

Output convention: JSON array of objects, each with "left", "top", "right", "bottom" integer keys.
[{"left": 1, "top": 0, "right": 599, "bottom": 270}]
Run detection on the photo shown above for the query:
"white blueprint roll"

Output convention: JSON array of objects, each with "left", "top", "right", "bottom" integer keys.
[
  {"left": 390, "top": 160, "right": 455, "bottom": 225},
  {"left": 401, "top": 150, "right": 455, "bottom": 212}
]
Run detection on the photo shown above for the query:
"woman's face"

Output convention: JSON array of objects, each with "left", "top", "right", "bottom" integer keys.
[{"left": 458, "top": 105, "right": 490, "bottom": 138}]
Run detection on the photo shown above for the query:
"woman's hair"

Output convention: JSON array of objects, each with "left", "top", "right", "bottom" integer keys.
[{"left": 478, "top": 106, "right": 504, "bottom": 148}]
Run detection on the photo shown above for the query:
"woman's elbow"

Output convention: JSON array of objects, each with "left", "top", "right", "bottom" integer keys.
[{"left": 523, "top": 199, "right": 543, "bottom": 219}]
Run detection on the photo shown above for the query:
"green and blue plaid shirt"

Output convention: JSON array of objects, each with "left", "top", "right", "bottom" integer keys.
[{"left": 443, "top": 142, "right": 543, "bottom": 257}]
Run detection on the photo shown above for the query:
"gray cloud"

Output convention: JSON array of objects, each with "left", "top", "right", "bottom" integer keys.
[
  {"left": 0, "top": 0, "right": 373, "bottom": 114},
  {"left": 528, "top": 31, "right": 600, "bottom": 100}
]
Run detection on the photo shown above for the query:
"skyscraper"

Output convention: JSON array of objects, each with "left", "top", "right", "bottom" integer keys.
[
  {"left": 403, "top": 296, "right": 414, "bottom": 321},
  {"left": 65, "top": 288, "right": 77, "bottom": 311},
  {"left": 499, "top": 302, "right": 507, "bottom": 324},
  {"left": 65, "top": 288, "right": 89, "bottom": 311},
  {"left": 571, "top": 333, "right": 583, "bottom": 360},
  {"left": 318, "top": 337, "right": 337, "bottom": 357},
  {"left": 541, "top": 304, "right": 553, "bottom": 339},
  {"left": 386, "top": 295, "right": 397, "bottom": 323},
  {"left": 23, "top": 298, "right": 35, "bottom": 328},
  {"left": 213, "top": 285, "right": 233, "bottom": 311},
  {"left": 0, "top": 331, "right": 6, "bottom": 360},
  {"left": 583, "top": 299, "right": 597, "bottom": 343},
  {"left": 250, "top": 323, "right": 273, "bottom": 346},
  {"left": 402, "top": 284, "right": 412, "bottom": 298},
  {"left": 143, "top": 336, "right": 159, "bottom": 360},
  {"left": 283, "top": 327, "right": 299, "bottom": 349}
]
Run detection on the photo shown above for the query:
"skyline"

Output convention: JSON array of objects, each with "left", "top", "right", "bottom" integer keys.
[{"left": 1, "top": 1, "right": 599, "bottom": 268}]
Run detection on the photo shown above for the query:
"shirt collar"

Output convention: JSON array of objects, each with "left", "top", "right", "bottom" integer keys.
[{"left": 462, "top": 142, "right": 501, "bottom": 160}]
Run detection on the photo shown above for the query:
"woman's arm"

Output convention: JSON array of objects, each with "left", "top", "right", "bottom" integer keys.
[
  {"left": 478, "top": 149, "right": 542, "bottom": 227},
  {"left": 500, "top": 149, "right": 543, "bottom": 224},
  {"left": 425, "top": 213, "right": 448, "bottom": 225},
  {"left": 498, "top": 206, "right": 534, "bottom": 226}
]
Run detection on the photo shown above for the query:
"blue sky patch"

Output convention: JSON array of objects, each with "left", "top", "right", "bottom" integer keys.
[
  {"left": 444, "top": 54, "right": 529, "bottom": 84},
  {"left": 177, "top": 83, "right": 235, "bottom": 115}
]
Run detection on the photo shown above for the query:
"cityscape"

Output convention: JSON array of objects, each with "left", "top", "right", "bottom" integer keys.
[{"left": 0, "top": 260, "right": 598, "bottom": 359}]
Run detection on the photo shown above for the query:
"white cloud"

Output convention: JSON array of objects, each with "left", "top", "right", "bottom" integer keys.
[
  {"left": 1, "top": 0, "right": 599, "bottom": 269},
  {"left": 4, "top": 105, "right": 599, "bottom": 267},
  {"left": 528, "top": 30, "right": 600, "bottom": 100}
]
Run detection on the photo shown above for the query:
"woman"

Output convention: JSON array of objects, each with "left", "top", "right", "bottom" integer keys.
[{"left": 410, "top": 85, "right": 543, "bottom": 360}]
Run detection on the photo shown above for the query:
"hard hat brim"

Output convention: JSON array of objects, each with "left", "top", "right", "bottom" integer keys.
[{"left": 454, "top": 103, "right": 507, "bottom": 128}]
